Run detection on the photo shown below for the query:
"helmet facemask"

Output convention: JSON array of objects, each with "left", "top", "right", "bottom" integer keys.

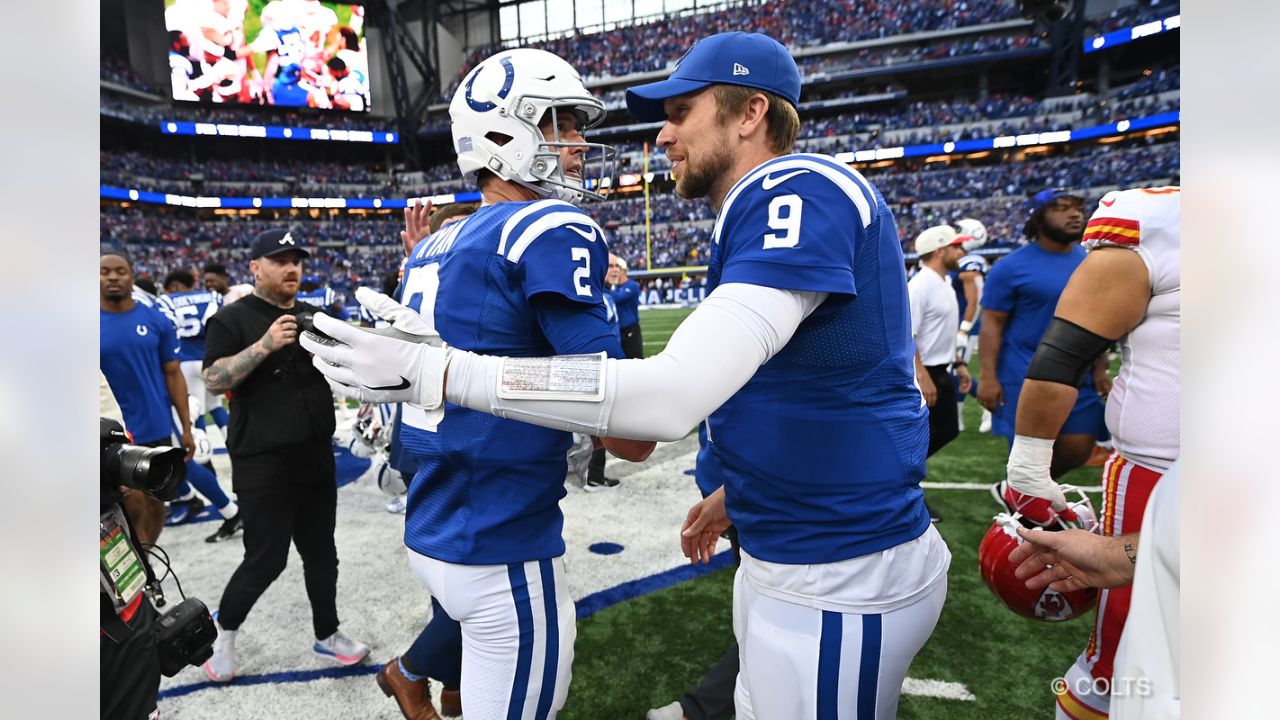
[{"left": 522, "top": 99, "right": 618, "bottom": 203}]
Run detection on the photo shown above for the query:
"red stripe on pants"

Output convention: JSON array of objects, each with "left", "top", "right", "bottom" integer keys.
[{"left": 1087, "top": 454, "right": 1162, "bottom": 683}]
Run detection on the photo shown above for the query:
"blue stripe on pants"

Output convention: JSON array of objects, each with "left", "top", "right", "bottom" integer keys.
[
  {"left": 817, "top": 611, "right": 842, "bottom": 720},
  {"left": 534, "top": 559, "right": 559, "bottom": 720},
  {"left": 858, "top": 614, "right": 882, "bottom": 719},
  {"left": 506, "top": 563, "right": 534, "bottom": 720}
]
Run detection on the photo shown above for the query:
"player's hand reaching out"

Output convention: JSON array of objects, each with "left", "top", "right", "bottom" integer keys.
[
  {"left": 401, "top": 199, "right": 434, "bottom": 255},
  {"left": 681, "top": 487, "right": 731, "bottom": 565},
  {"left": 301, "top": 288, "right": 449, "bottom": 408},
  {"left": 1009, "top": 528, "right": 1137, "bottom": 592}
]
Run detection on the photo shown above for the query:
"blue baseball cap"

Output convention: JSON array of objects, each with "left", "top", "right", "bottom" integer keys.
[
  {"left": 626, "top": 32, "right": 801, "bottom": 122},
  {"left": 1024, "top": 188, "right": 1082, "bottom": 217}
]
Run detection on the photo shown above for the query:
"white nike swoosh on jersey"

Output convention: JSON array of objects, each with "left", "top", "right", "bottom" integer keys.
[
  {"left": 565, "top": 224, "right": 599, "bottom": 242},
  {"left": 760, "top": 169, "right": 811, "bottom": 190}
]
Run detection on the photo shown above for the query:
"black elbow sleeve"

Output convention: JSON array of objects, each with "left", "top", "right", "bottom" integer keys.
[{"left": 1025, "top": 318, "right": 1114, "bottom": 388}]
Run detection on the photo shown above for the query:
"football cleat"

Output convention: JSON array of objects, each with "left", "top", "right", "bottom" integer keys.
[
  {"left": 165, "top": 497, "right": 205, "bottom": 526},
  {"left": 205, "top": 512, "right": 243, "bottom": 543}
]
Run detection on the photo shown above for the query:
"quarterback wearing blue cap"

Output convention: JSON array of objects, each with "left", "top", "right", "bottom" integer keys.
[{"left": 305, "top": 31, "right": 949, "bottom": 719}]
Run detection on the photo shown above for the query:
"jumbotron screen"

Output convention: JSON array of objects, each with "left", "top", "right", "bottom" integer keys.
[{"left": 164, "top": 0, "right": 372, "bottom": 112}]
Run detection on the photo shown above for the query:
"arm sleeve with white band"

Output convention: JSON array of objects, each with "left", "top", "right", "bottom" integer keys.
[{"left": 444, "top": 283, "right": 828, "bottom": 441}]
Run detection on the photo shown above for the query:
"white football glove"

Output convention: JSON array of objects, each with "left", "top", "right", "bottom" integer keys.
[
  {"left": 1004, "top": 434, "right": 1076, "bottom": 523},
  {"left": 300, "top": 288, "right": 450, "bottom": 409},
  {"left": 954, "top": 320, "right": 974, "bottom": 364},
  {"left": 954, "top": 330, "right": 972, "bottom": 363}
]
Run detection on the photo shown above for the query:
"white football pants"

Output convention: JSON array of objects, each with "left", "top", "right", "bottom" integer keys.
[
  {"left": 408, "top": 549, "right": 575, "bottom": 720},
  {"left": 180, "top": 359, "right": 221, "bottom": 420},
  {"left": 734, "top": 570, "right": 947, "bottom": 720}
]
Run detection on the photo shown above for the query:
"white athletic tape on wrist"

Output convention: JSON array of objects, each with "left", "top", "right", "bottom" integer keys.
[{"left": 496, "top": 352, "right": 607, "bottom": 402}]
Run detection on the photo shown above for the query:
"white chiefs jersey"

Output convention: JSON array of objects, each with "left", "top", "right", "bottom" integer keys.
[{"left": 1082, "top": 187, "right": 1180, "bottom": 471}]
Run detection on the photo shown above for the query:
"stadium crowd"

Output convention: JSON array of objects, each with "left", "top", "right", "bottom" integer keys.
[
  {"left": 1089, "top": 0, "right": 1179, "bottom": 33},
  {"left": 101, "top": 151, "right": 394, "bottom": 188},
  {"left": 442, "top": 0, "right": 1020, "bottom": 96},
  {"left": 101, "top": 52, "right": 156, "bottom": 93},
  {"left": 103, "top": 138, "right": 1178, "bottom": 290}
]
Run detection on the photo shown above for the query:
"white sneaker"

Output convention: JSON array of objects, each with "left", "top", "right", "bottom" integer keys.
[
  {"left": 385, "top": 495, "right": 407, "bottom": 514},
  {"left": 979, "top": 408, "right": 993, "bottom": 433},
  {"left": 314, "top": 629, "right": 370, "bottom": 666},
  {"left": 202, "top": 618, "right": 237, "bottom": 682},
  {"left": 646, "top": 701, "right": 685, "bottom": 720}
]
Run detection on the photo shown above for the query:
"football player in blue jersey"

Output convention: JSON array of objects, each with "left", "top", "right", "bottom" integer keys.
[
  {"left": 159, "top": 270, "right": 243, "bottom": 542},
  {"left": 307, "top": 32, "right": 950, "bottom": 720},
  {"left": 313, "top": 49, "right": 653, "bottom": 720},
  {"left": 100, "top": 252, "right": 239, "bottom": 538},
  {"left": 297, "top": 275, "right": 346, "bottom": 318},
  {"left": 159, "top": 270, "right": 229, "bottom": 433},
  {"left": 950, "top": 218, "right": 992, "bottom": 432}
]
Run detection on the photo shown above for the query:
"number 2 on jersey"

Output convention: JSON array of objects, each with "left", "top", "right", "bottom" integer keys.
[
  {"left": 402, "top": 262, "right": 441, "bottom": 330},
  {"left": 571, "top": 247, "right": 592, "bottom": 297},
  {"left": 763, "top": 194, "right": 803, "bottom": 249}
]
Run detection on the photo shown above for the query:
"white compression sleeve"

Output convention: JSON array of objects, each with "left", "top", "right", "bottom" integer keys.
[{"left": 444, "top": 284, "right": 828, "bottom": 440}]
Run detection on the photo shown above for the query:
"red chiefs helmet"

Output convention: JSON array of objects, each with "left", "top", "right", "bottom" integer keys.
[{"left": 978, "top": 486, "right": 1100, "bottom": 622}]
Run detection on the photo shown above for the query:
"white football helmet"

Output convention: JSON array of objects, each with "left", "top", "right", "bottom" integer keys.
[
  {"left": 191, "top": 428, "right": 213, "bottom": 465},
  {"left": 377, "top": 462, "right": 407, "bottom": 496},
  {"left": 451, "top": 48, "right": 616, "bottom": 203},
  {"left": 955, "top": 217, "right": 989, "bottom": 252}
]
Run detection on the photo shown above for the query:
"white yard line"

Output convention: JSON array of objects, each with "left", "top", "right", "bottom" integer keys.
[
  {"left": 903, "top": 677, "right": 977, "bottom": 701},
  {"left": 923, "top": 481, "right": 1102, "bottom": 492}
]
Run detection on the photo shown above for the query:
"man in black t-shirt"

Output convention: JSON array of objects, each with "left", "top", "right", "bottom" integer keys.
[{"left": 199, "top": 229, "right": 369, "bottom": 682}]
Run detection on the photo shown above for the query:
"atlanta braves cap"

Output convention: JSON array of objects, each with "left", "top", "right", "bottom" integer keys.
[
  {"left": 250, "top": 228, "right": 310, "bottom": 259},
  {"left": 626, "top": 32, "right": 801, "bottom": 122}
]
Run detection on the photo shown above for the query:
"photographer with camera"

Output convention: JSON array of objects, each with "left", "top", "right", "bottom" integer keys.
[
  {"left": 199, "top": 229, "right": 369, "bottom": 683},
  {"left": 101, "top": 418, "right": 216, "bottom": 719}
]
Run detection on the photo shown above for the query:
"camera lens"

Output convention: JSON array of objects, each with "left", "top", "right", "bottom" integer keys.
[{"left": 109, "top": 445, "right": 188, "bottom": 500}]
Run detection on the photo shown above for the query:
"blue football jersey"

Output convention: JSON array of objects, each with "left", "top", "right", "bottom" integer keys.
[
  {"left": 610, "top": 279, "right": 642, "bottom": 328},
  {"left": 297, "top": 286, "right": 337, "bottom": 310},
  {"left": 602, "top": 292, "right": 620, "bottom": 340},
  {"left": 157, "top": 290, "right": 222, "bottom": 362},
  {"left": 398, "top": 199, "right": 621, "bottom": 565},
  {"left": 950, "top": 253, "right": 988, "bottom": 332},
  {"left": 701, "top": 153, "right": 931, "bottom": 565},
  {"left": 101, "top": 303, "right": 181, "bottom": 444},
  {"left": 980, "top": 242, "right": 1090, "bottom": 388}
]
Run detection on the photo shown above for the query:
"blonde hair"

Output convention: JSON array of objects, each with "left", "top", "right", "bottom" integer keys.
[{"left": 712, "top": 84, "right": 800, "bottom": 154}]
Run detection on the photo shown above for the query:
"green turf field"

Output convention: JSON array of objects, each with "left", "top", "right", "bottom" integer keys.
[{"left": 560, "top": 306, "right": 1106, "bottom": 719}]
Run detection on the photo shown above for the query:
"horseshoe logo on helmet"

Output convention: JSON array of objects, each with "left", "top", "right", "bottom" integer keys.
[{"left": 464, "top": 56, "right": 516, "bottom": 113}]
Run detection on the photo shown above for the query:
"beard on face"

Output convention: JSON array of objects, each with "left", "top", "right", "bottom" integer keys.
[
  {"left": 675, "top": 138, "right": 733, "bottom": 200},
  {"left": 1042, "top": 220, "right": 1084, "bottom": 245}
]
